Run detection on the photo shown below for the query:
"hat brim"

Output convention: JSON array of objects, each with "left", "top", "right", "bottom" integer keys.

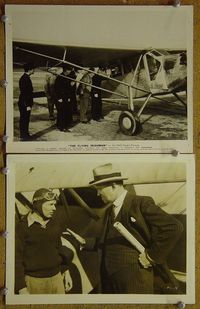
[{"left": 89, "top": 176, "right": 128, "bottom": 186}]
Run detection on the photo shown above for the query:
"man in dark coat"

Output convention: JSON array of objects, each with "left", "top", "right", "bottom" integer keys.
[
  {"left": 91, "top": 68, "right": 108, "bottom": 121},
  {"left": 54, "top": 64, "right": 73, "bottom": 132},
  {"left": 89, "top": 163, "right": 183, "bottom": 294},
  {"left": 18, "top": 63, "right": 34, "bottom": 140},
  {"left": 68, "top": 68, "right": 79, "bottom": 115}
]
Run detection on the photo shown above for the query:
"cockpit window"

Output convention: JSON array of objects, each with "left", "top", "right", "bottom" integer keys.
[
  {"left": 146, "top": 55, "right": 161, "bottom": 81},
  {"left": 163, "top": 57, "right": 177, "bottom": 71},
  {"left": 150, "top": 50, "right": 162, "bottom": 57}
]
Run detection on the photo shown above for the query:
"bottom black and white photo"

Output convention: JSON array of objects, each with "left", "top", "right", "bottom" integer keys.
[{"left": 6, "top": 154, "right": 195, "bottom": 304}]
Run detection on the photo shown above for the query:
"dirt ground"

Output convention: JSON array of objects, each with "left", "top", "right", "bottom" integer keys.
[{"left": 13, "top": 94, "right": 187, "bottom": 142}]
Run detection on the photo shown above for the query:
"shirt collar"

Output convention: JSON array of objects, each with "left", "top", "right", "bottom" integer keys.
[
  {"left": 113, "top": 189, "right": 127, "bottom": 208},
  {"left": 27, "top": 212, "right": 49, "bottom": 227}
]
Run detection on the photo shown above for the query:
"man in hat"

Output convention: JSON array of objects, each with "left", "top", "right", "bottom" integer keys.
[
  {"left": 15, "top": 188, "right": 83, "bottom": 294},
  {"left": 89, "top": 163, "right": 183, "bottom": 294},
  {"left": 18, "top": 63, "right": 35, "bottom": 141},
  {"left": 54, "top": 64, "right": 73, "bottom": 132}
]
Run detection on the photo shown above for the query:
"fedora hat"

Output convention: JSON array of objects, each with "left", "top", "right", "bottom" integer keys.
[{"left": 89, "top": 163, "right": 128, "bottom": 186}]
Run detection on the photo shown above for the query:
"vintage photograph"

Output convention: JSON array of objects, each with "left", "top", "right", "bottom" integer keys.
[
  {"left": 5, "top": 5, "right": 193, "bottom": 153},
  {"left": 6, "top": 154, "right": 195, "bottom": 304}
]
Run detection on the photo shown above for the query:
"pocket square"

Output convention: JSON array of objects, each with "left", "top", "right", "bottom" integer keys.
[{"left": 130, "top": 216, "right": 136, "bottom": 223}]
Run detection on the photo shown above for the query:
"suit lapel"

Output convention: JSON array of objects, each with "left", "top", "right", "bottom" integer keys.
[
  {"left": 117, "top": 192, "right": 149, "bottom": 247},
  {"left": 120, "top": 192, "right": 132, "bottom": 224},
  {"left": 100, "top": 205, "right": 113, "bottom": 242}
]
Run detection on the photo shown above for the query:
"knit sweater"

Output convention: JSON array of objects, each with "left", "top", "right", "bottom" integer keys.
[{"left": 15, "top": 206, "right": 74, "bottom": 293}]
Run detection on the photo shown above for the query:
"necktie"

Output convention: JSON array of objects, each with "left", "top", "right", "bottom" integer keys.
[{"left": 109, "top": 205, "right": 115, "bottom": 224}]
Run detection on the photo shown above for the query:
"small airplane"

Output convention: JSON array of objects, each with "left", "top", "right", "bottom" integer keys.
[
  {"left": 14, "top": 159, "right": 187, "bottom": 294},
  {"left": 13, "top": 42, "right": 187, "bottom": 135}
]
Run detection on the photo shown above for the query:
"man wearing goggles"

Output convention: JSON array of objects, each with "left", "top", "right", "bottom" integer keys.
[{"left": 15, "top": 188, "right": 82, "bottom": 295}]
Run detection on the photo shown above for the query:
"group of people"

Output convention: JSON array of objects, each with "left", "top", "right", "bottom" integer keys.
[
  {"left": 17, "top": 62, "right": 109, "bottom": 140},
  {"left": 15, "top": 163, "right": 183, "bottom": 295}
]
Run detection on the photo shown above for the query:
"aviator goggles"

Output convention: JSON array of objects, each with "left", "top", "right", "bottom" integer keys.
[{"left": 33, "top": 191, "right": 58, "bottom": 202}]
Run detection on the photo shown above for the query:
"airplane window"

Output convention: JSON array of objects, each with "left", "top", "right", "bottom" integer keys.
[
  {"left": 146, "top": 55, "right": 161, "bottom": 81},
  {"left": 150, "top": 50, "right": 163, "bottom": 57},
  {"left": 163, "top": 58, "right": 177, "bottom": 71}
]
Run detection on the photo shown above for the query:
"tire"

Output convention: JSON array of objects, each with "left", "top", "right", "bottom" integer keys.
[{"left": 118, "top": 111, "right": 141, "bottom": 135}]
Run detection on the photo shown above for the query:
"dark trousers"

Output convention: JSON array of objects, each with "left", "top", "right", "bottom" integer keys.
[
  {"left": 18, "top": 102, "right": 31, "bottom": 138},
  {"left": 91, "top": 95, "right": 102, "bottom": 120},
  {"left": 71, "top": 93, "right": 78, "bottom": 114},
  {"left": 56, "top": 100, "right": 73, "bottom": 130},
  {"left": 101, "top": 262, "right": 153, "bottom": 294}
]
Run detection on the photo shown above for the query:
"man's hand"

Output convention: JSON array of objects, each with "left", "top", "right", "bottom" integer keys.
[
  {"left": 65, "top": 228, "right": 86, "bottom": 246},
  {"left": 19, "top": 287, "right": 30, "bottom": 294},
  {"left": 138, "top": 252, "right": 152, "bottom": 269},
  {"left": 63, "top": 270, "right": 73, "bottom": 292},
  {"left": 26, "top": 106, "right": 31, "bottom": 111}
]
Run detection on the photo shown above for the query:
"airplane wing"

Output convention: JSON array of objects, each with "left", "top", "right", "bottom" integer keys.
[
  {"left": 14, "top": 160, "right": 186, "bottom": 192},
  {"left": 13, "top": 41, "right": 143, "bottom": 68}
]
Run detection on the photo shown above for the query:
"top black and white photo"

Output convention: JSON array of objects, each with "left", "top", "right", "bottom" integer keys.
[{"left": 5, "top": 5, "right": 193, "bottom": 153}]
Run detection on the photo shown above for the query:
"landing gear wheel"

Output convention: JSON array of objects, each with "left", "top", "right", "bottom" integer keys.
[{"left": 118, "top": 111, "right": 141, "bottom": 136}]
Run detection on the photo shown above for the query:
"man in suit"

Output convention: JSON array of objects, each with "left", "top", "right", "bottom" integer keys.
[
  {"left": 18, "top": 63, "right": 35, "bottom": 141},
  {"left": 68, "top": 67, "right": 79, "bottom": 115},
  {"left": 91, "top": 67, "right": 110, "bottom": 122},
  {"left": 89, "top": 163, "right": 183, "bottom": 294},
  {"left": 54, "top": 64, "right": 73, "bottom": 132}
]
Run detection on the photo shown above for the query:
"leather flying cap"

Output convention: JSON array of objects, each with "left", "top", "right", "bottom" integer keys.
[
  {"left": 32, "top": 188, "right": 57, "bottom": 204},
  {"left": 89, "top": 163, "right": 128, "bottom": 186},
  {"left": 32, "top": 188, "right": 57, "bottom": 219}
]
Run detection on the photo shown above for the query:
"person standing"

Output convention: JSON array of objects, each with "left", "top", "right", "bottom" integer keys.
[
  {"left": 89, "top": 163, "right": 183, "bottom": 294},
  {"left": 54, "top": 64, "right": 73, "bottom": 132},
  {"left": 44, "top": 67, "right": 58, "bottom": 121},
  {"left": 91, "top": 68, "right": 106, "bottom": 122},
  {"left": 15, "top": 188, "right": 82, "bottom": 294},
  {"left": 68, "top": 68, "right": 79, "bottom": 115},
  {"left": 78, "top": 69, "right": 93, "bottom": 124},
  {"left": 18, "top": 63, "right": 34, "bottom": 141}
]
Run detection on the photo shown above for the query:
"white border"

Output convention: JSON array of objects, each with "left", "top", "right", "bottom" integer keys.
[
  {"left": 6, "top": 154, "right": 195, "bottom": 304},
  {"left": 5, "top": 5, "right": 193, "bottom": 154}
]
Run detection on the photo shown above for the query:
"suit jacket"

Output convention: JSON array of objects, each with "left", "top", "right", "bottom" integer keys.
[
  {"left": 18, "top": 73, "right": 33, "bottom": 107},
  {"left": 101, "top": 192, "right": 183, "bottom": 265},
  {"left": 83, "top": 193, "right": 184, "bottom": 292},
  {"left": 54, "top": 73, "right": 71, "bottom": 101}
]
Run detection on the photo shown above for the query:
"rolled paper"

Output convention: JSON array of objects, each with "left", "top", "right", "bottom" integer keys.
[{"left": 113, "top": 221, "right": 145, "bottom": 253}]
